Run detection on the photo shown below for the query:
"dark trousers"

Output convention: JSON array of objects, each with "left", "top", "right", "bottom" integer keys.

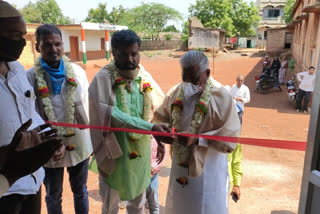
[
  {"left": 296, "top": 89, "right": 311, "bottom": 112},
  {"left": 0, "top": 187, "right": 41, "bottom": 214},
  {"left": 238, "top": 111, "right": 243, "bottom": 125},
  {"left": 44, "top": 158, "right": 89, "bottom": 214}
]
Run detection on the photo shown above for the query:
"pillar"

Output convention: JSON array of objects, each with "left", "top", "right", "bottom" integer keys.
[
  {"left": 81, "top": 29, "right": 87, "bottom": 64},
  {"left": 105, "top": 30, "right": 110, "bottom": 60}
]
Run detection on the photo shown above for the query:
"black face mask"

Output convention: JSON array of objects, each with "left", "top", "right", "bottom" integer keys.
[{"left": 0, "top": 37, "right": 26, "bottom": 62}]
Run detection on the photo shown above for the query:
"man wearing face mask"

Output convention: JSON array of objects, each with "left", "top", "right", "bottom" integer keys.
[
  {"left": 89, "top": 30, "right": 173, "bottom": 214},
  {"left": 0, "top": 1, "right": 62, "bottom": 213},
  {"left": 154, "top": 50, "right": 241, "bottom": 214}
]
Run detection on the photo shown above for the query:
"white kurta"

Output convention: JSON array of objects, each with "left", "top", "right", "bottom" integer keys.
[{"left": 165, "top": 82, "right": 229, "bottom": 214}]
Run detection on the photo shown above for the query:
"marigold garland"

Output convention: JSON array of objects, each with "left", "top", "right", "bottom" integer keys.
[
  {"left": 171, "top": 79, "right": 212, "bottom": 168},
  {"left": 35, "top": 56, "right": 77, "bottom": 138},
  {"left": 107, "top": 61, "right": 153, "bottom": 159}
]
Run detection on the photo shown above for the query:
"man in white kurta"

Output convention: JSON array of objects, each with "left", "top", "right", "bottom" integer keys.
[
  {"left": 154, "top": 51, "right": 241, "bottom": 214},
  {"left": 231, "top": 74, "right": 250, "bottom": 124},
  {"left": 27, "top": 24, "right": 92, "bottom": 214}
]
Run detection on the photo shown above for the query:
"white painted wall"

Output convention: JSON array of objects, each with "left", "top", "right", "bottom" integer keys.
[
  {"left": 61, "top": 29, "right": 80, "bottom": 53},
  {"left": 61, "top": 29, "right": 106, "bottom": 52}
]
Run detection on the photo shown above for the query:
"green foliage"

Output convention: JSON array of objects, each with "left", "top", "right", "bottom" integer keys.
[
  {"left": 164, "top": 34, "right": 173, "bottom": 40},
  {"left": 36, "top": 0, "right": 71, "bottom": 24},
  {"left": 284, "top": 0, "right": 295, "bottom": 24},
  {"left": 181, "top": 21, "right": 189, "bottom": 46},
  {"left": 107, "top": 6, "right": 127, "bottom": 25},
  {"left": 125, "top": 3, "right": 182, "bottom": 40},
  {"left": 189, "top": 0, "right": 259, "bottom": 37},
  {"left": 20, "top": 0, "right": 71, "bottom": 24},
  {"left": 85, "top": 3, "right": 108, "bottom": 23},
  {"left": 20, "top": 2, "right": 42, "bottom": 23},
  {"left": 163, "top": 25, "right": 179, "bottom": 32},
  {"left": 84, "top": 3, "right": 181, "bottom": 40}
]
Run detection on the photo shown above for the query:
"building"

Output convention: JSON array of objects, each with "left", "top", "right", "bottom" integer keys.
[
  {"left": 266, "top": 27, "right": 293, "bottom": 53},
  {"left": 292, "top": 0, "right": 320, "bottom": 213},
  {"left": 188, "top": 17, "right": 225, "bottom": 50},
  {"left": 290, "top": 0, "right": 320, "bottom": 74},
  {"left": 19, "top": 22, "right": 128, "bottom": 68},
  {"left": 255, "top": 0, "right": 287, "bottom": 47}
]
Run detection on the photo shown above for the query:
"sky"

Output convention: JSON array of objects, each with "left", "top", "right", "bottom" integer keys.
[{"left": 8, "top": 0, "right": 253, "bottom": 29}]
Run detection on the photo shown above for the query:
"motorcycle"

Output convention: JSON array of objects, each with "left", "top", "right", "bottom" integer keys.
[
  {"left": 286, "top": 78, "right": 297, "bottom": 106},
  {"left": 255, "top": 68, "right": 282, "bottom": 93}
]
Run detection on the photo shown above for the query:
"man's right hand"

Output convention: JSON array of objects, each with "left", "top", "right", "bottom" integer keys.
[
  {"left": 0, "top": 120, "right": 62, "bottom": 185},
  {"left": 151, "top": 124, "right": 174, "bottom": 144}
]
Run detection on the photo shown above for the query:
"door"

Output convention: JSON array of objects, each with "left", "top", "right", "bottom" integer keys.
[
  {"left": 298, "top": 51, "right": 320, "bottom": 214},
  {"left": 285, "top": 32, "right": 293, "bottom": 49},
  {"left": 69, "top": 36, "right": 79, "bottom": 61}
]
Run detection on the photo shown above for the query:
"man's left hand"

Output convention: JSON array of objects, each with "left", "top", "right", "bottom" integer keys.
[
  {"left": 156, "top": 141, "right": 165, "bottom": 164},
  {"left": 177, "top": 132, "right": 198, "bottom": 147},
  {"left": 231, "top": 186, "right": 241, "bottom": 201}
]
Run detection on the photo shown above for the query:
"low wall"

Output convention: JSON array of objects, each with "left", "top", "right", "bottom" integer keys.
[{"left": 140, "top": 40, "right": 182, "bottom": 51}]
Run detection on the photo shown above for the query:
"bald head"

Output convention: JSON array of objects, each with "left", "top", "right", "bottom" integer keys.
[
  {"left": 0, "top": 1, "right": 22, "bottom": 18},
  {"left": 0, "top": 1, "right": 26, "bottom": 62},
  {"left": 236, "top": 74, "right": 244, "bottom": 88}
]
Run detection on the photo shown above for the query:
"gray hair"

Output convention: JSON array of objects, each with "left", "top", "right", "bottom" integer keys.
[{"left": 180, "top": 50, "right": 209, "bottom": 73}]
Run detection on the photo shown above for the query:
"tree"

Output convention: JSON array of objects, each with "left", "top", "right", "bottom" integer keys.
[
  {"left": 107, "top": 6, "right": 128, "bottom": 25},
  {"left": 20, "top": 2, "right": 42, "bottom": 23},
  {"left": 284, "top": 0, "right": 295, "bottom": 24},
  {"left": 189, "top": 0, "right": 259, "bottom": 37},
  {"left": 230, "top": 0, "right": 259, "bottom": 36},
  {"left": 20, "top": 0, "right": 71, "bottom": 24},
  {"left": 85, "top": 3, "right": 109, "bottom": 23},
  {"left": 36, "top": 0, "right": 71, "bottom": 24},
  {"left": 163, "top": 25, "right": 179, "bottom": 32},
  {"left": 126, "top": 3, "right": 182, "bottom": 40}
]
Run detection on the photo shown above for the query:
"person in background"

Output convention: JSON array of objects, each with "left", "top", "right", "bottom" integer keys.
[
  {"left": 278, "top": 56, "right": 288, "bottom": 85},
  {"left": 27, "top": 24, "right": 92, "bottom": 214},
  {"left": 271, "top": 57, "right": 281, "bottom": 77},
  {"left": 145, "top": 137, "right": 165, "bottom": 214},
  {"left": 296, "top": 66, "right": 316, "bottom": 113},
  {"left": 224, "top": 85, "right": 243, "bottom": 203},
  {"left": 228, "top": 144, "right": 242, "bottom": 203},
  {"left": 0, "top": 120, "right": 62, "bottom": 198},
  {"left": 231, "top": 75, "right": 250, "bottom": 124},
  {"left": 262, "top": 55, "right": 271, "bottom": 67}
]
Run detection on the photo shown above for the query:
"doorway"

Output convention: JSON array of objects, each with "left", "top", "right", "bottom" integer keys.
[{"left": 69, "top": 36, "right": 79, "bottom": 61}]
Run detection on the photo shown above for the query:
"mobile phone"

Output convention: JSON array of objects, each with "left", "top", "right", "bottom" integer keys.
[{"left": 232, "top": 193, "right": 238, "bottom": 203}]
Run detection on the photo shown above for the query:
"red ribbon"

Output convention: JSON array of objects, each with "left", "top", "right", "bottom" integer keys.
[{"left": 47, "top": 121, "right": 307, "bottom": 151}]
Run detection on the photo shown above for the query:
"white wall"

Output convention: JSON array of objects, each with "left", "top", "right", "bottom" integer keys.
[
  {"left": 61, "top": 29, "right": 106, "bottom": 52},
  {"left": 61, "top": 29, "right": 81, "bottom": 53}
]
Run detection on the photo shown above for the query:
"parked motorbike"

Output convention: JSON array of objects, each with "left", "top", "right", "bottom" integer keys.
[
  {"left": 255, "top": 69, "right": 282, "bottom": 93},
  {"left": 286, "top": 78, "right": 297, "bottom": 106}
]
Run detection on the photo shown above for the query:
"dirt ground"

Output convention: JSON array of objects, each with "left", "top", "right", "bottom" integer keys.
[{"left": 36, "top": 51, "right": 309, "bottom": 214}]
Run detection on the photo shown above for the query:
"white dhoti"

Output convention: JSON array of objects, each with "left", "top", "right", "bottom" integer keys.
[{"left": 165, "top": 148, "right": 229, "bottom": 214}]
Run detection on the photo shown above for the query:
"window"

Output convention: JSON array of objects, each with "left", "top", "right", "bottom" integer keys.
[
  {"left": 101, "top": 38, "right": 105, "bottom": 50},
  {"left": 264, "top": 31, "right": 268, "bottom": 40},
  {"left": 268, "top": 9, "right": 280, "bottom": 18}
]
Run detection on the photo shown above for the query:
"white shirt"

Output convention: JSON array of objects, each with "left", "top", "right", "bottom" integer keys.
[
  {"left": 297, "top": 71, "right": 316, "bottom": 92},
  {"left": 27, "top": 63, "right": 93, "bottom": 168},
  {"left": 0, "top": 61, "right": 45, "bottom": 196},
  {"left": 231, "top": 84, "right": 250, "bottom": 111}
]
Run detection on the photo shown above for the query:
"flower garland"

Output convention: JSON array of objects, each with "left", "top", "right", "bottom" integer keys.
[
  {"left": 171, "top": 78, "right": 213, "bottom": 167},
  {"left": 35, "top": 56, "right": 78, "bottom": 137},
  {"left": 107, "top": 62, "right": 153, "bottom": 159}
]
